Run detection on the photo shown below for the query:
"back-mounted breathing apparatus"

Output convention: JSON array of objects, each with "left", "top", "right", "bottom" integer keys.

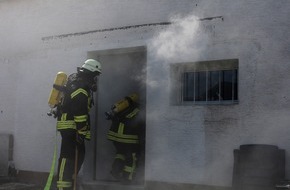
[
  {"left": 47, "top": 72, "right": 68, "bottom": 117},
  {"left": 105, "top": 93, "right": 138, "bottom": 120}
]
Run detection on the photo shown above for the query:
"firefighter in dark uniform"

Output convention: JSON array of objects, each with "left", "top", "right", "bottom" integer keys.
[
  {"left": 55, "top": 59, "right": 101, "bottom": 190},
  {"left": 106, "top": 93, "right": 144, "bottom": 184}
]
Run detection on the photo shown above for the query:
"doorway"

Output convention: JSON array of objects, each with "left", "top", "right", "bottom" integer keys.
[{"left": 85, "top": 46, "right": 146, "bottom": 184}]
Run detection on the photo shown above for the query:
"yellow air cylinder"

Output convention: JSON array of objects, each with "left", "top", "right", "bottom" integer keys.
[
  {"left": 112, "top": 93, "right": 138, "bottom": 113},
  {"left": 48, "top": 72, "right": 67, "bottom": 108}
]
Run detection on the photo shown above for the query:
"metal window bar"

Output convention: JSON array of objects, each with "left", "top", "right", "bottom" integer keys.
[
  {"left": 218, "top": 70, "right": 221, "bottom": 102},
  {"left": 204, "top": 71, "right": 207, "bottom": 102},
  {"left": 193, "top": 71, "right": 196, "bottom": 103},
  {"left": 182, "top": 73, "right": 186, "bottom": 102},
  {"left": 182, "top": 69, "right": 238, "bottom": 104},
  {"left": 232, "top": 70, "right": 234, "bottom": 103}
]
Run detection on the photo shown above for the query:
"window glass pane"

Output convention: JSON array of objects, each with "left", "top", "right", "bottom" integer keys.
[
  {"left": 207, "top": 71, "right": 220, "bottom": 101},
  {"left": 175, "top": 59, "right": 238, "bottom": 105},
  {"left": 183, "top": 72, "right": 194, "bottom": 101},
  {"left": 195, "top": 71, "right": 206, "bottom": 101},
  {"left": 233, "top": 69, "right": 238, "bottom": 100},
  {"left": 221, "top": 70, "right": 233, "bottom": 100}
]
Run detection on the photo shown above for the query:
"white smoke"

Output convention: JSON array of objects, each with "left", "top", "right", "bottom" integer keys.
[
  {"left": 145, "top": 12, "right": 210, "bottom": 184},
  {"left": 150, "top": 14, "right": 209, "bottom": 63}
]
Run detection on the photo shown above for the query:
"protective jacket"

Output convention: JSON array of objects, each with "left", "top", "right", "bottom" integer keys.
[
  {"left": 107, "top": 107, "right": 140, "bottom": 144},
  {"left": 56, "top": 73, "right": 93, "bottom": 189},
  {"left": 107, "top": 106, "right": 142, "bottom": 182},
  {"left": 56, "top": 73, "right": 92, "bottom": 140}
]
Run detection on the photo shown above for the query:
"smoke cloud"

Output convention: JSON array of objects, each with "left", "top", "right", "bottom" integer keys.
[
  {"left": 145, "top": 12, "right": 211, "bottom": 184},
  {"left": 149, "top": 14, "right": 209, "bottom": 63}
]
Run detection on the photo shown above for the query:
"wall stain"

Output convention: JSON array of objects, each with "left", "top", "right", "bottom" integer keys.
[
  {"left": 41, "top": 22, "right": 172, "bottom": 41},
  {"left": 41, "top": 17, "right": 223, "bottom": 41},
  {"left": 199, "top": 16, "right": 224, "bottom": 21}
]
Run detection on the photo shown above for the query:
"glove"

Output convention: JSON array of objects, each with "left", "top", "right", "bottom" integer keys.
[{"left": 76, "top": 133, "right": 85, "bottom": 145}]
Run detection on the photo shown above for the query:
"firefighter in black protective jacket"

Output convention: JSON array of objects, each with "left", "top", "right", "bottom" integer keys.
[
  {"left": 106, "top": 93, "right": 145, "bottom": 184},
  {"left": 55, "top": 59, "right": 101, "bottom": 190}
]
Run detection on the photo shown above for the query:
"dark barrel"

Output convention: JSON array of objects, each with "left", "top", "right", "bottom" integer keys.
[{"left": 232, "top": 144, "right": 285, "bottom": 190}]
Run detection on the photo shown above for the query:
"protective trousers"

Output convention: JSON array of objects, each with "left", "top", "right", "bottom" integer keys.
[
  {"left": 111, "top": 142, "right": 138, "bottom": 183},
  {"left": 57, "top": 130, "right": 85, "bottom": 190}
]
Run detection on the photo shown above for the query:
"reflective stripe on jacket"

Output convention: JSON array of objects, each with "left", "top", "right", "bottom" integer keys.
[
  {"left": 107, "top": 108, "right": 140, "bottom": 144},
  {"left": 57, "top": 86, "right": 92, "bottom": 140}
]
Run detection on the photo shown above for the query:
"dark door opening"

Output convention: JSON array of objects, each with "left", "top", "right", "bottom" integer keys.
[{"left": 84, "top": 46, "right": 146, "bottom": 185}]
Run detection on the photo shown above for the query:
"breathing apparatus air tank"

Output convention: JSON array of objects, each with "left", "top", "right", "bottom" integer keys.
[
  {"left": 47, "top": 72, "right": 67, "bottom": 117},
  {"left": 105, "top": 93, "right": 138, "bottom": 120}
]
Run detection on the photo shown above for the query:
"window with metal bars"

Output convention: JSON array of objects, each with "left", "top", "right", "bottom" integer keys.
[
  {"left": 170, "top": 59, "right": 238, "bottom": 105},
  {"left": 183, "top": 69, "right": 238, "bottom": 103}
]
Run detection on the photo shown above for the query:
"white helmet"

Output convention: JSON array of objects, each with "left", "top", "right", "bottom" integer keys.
[{"left": 81, "top": 59, "right": 102, "bottom": 74}]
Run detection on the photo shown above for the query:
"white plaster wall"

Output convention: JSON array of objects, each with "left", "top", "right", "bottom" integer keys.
[
  {"left": 0, "top": 0, "right": 193, "bottom": 175},
  {"left": 0, "top": 58, "right": 17, "bottom": 135},
  {"left": 0, "top": 0, "right": 289, "bottom": 187},
  {"left": 146, "top": 0, "right": 290, "bottom": 186}
]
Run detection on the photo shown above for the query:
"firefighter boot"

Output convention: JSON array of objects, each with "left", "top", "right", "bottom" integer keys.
[{"left": 111, "top": 154, "right": 125, "bottom": 181}]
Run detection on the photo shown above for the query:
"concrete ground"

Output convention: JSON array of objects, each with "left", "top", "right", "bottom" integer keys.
[
  {"left": 0, "top": 177, "right": 41, "bottom": 190},
  {"left": 0, "top": 182, "right": 41, "bottom": 190}
]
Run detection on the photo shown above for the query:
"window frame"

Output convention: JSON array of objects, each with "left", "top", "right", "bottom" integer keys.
[{"left": 170, "top": 59, "right": 239, "bottom": 105}]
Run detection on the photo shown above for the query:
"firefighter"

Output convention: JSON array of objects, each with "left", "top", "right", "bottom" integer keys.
[
  {"left": 55, "top": 59, "right": 101, "bottom": 190},
  {"left": 106, "top": 94, "right": 144, "bottom": 184}
]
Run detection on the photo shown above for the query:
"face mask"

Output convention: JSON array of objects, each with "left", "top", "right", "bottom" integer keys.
[
  {"left": 94, "top": 76, "right": 98, "bottom": 83},
  {"left": 90, "top": 76, "right": 99, "bottom": 92},
  {"left": 91, "top": 84, "right": 97, "bottom": 92}
]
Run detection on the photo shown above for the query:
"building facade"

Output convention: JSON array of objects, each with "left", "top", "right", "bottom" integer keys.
[{"left": 0, "top": 0, "right": 290, "bottom": 189}]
